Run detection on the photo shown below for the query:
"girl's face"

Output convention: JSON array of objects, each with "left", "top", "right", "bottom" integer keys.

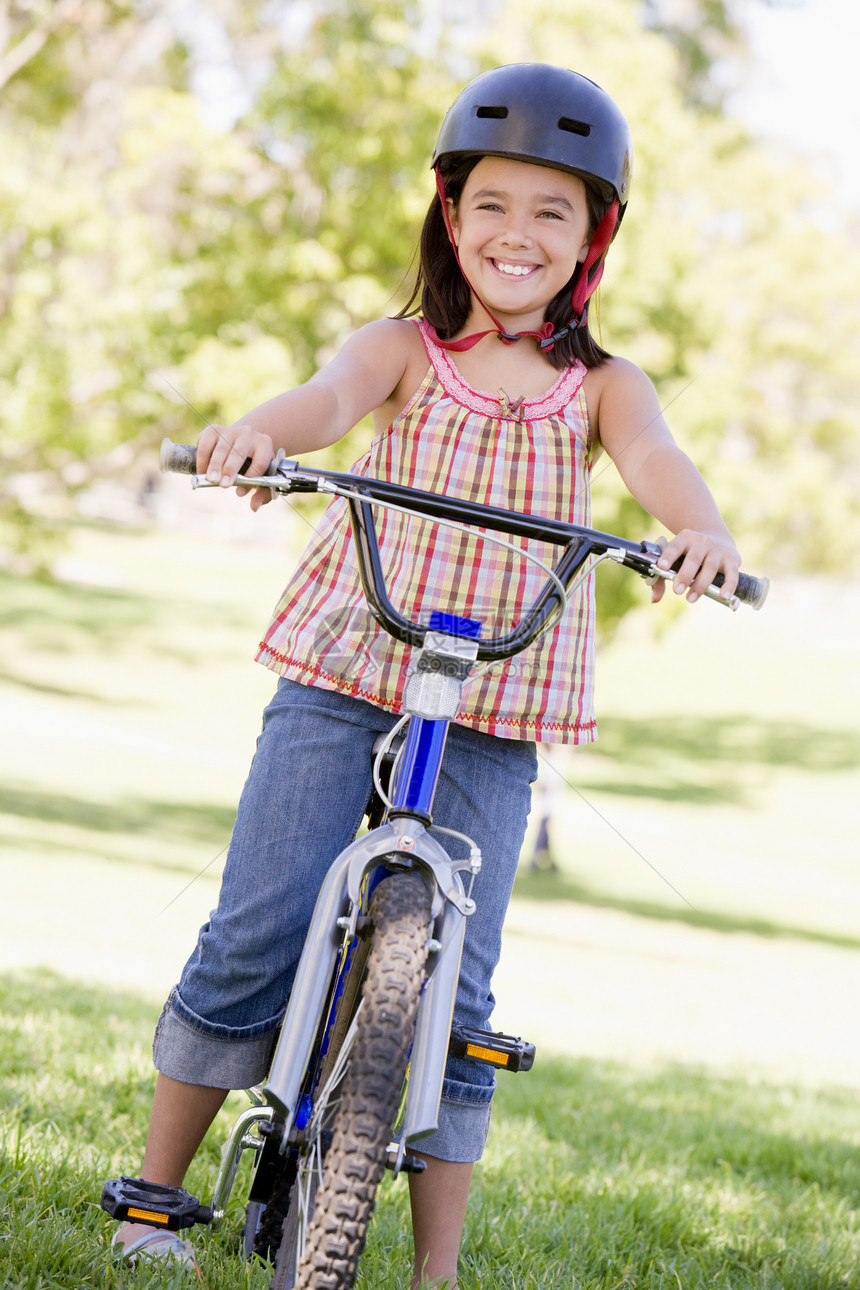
[{"left": 447, "top": 155, "right": 592, "bottom": 333}]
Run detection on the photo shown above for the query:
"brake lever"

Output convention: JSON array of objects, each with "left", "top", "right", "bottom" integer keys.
[{"left": 646, "top": 562, "right": 740, "bottom": 611}]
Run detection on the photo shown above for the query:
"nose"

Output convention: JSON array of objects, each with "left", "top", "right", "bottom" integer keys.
[{"left": 499, "top": 211, "right": 533, "bottom": 248}]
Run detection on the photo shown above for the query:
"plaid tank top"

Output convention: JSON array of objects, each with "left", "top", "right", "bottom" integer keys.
[{"left": 256, "top": 320, "right": 597, "bottom": 743}]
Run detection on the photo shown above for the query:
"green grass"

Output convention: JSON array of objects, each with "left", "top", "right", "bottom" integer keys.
[
  {"left": 512, "top": 864, "right": 860, "bottom": 952},
  {"left": 1, "top": 969, "right": 858, "bottom": 1289}
]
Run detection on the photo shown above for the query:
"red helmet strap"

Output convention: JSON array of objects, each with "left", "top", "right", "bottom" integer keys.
[{"left": 570, "top": 199, "right": 619, "bottom": 320}]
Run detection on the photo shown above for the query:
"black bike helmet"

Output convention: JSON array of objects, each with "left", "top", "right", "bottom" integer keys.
[
  {"left": 433, "top": 62, "right": 632, "bottom": 217},
  {"left": 430, "top": 64, "right": 633, "bottom": 350}
]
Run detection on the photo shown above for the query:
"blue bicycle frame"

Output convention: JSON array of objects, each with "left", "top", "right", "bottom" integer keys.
[{"left": 261, "top": 615, "right": 485, "bottom": 1160}]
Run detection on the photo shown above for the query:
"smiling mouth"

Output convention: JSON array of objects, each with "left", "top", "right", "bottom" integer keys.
[{"left": 491, "top": 259, "right": 540, "bottom": 278}]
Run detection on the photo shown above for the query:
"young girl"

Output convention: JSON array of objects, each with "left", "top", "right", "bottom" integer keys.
[{"left": 113, "top": 63, "right": 740, "bottom": 1284}]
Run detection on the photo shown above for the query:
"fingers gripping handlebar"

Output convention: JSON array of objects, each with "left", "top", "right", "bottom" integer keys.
[
  {"left": 159, "top": 439, "right": 285, "bottom": 479},
  {"left": 636, "top": 539, "right": 769, "bottom": 612},
  {"left": 159, "top": 439, "right": 769, "bottom": 616}
]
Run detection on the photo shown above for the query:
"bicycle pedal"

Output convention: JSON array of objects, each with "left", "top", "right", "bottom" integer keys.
[
  {"left": 385, "top": 1150, "right": 426, "bottom": 1175},
  {"left": 100, "top": 1176, "right": 213, "bottom": 1230},
  {"left": 448, "top": 1024, "right": 536, "bottom": 1072}
]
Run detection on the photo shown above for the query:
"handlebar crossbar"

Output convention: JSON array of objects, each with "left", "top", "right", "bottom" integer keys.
[
  {"left": 274, "top": 460, "right": 662, "bottom": 660},
  {"left": 160, "top": 440, "right": 769, "bottom": 659}
]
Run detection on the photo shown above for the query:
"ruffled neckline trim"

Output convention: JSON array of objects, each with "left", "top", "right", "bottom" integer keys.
[{"left": 416, "top": 318, "right": 586, "bottom": 421}]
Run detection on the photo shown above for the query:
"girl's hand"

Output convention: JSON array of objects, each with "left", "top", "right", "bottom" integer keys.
[
  {"left": 652, "top": 530, "right": 741, "bottom": 605},
  {"left": 196, "top": 423, "right": 275, "bottom": 510}
]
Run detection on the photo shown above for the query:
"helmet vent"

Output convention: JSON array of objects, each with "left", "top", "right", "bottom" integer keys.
[
  {"left": 475, "top": 105, "right": 508, "bottom": 119},
  {"left": 558, "top": 117, "right": 591, "bottom": 137}
]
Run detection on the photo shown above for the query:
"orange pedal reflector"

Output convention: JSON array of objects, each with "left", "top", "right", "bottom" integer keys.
[
  {"left": 466, "top": 1043, "right": 509, "bottom": 1066},
  {"left": 127, "top": 1207, "right": 170, "bottom": 1224}
]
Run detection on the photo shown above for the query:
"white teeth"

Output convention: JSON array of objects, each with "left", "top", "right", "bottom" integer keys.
[{"left": 496, "top": 261, "right": 534, "bottom": 276}]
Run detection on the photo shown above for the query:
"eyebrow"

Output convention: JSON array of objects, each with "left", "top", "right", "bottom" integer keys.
[{"left": 471, "top": 187, "right": 577, "bottom": 212}]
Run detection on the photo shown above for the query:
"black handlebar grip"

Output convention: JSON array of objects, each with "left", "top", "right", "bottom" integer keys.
[
  {"left": 669, "top": 556, "right": 769, "bottom": 611},
  {"left": 160, "top": 439, "right": 199, "bottom": 474},
  {"left": 734, "top": 571, "right": 770, "bottom": 610},
  {"left": 159, "top": 438, "right": 283, "bottom": 479}
]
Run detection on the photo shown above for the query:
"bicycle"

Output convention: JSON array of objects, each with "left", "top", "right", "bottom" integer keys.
[{"left": 102, "top": 441, "right": 768, "bottom": 1289}]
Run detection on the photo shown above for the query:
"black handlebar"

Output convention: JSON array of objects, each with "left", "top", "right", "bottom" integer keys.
[{"left": 160, "top": 440, "right": 769, "bottom": 654}]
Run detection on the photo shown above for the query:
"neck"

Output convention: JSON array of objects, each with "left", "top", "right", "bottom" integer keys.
[
  {"left": 454, "top": 297, "right": 548, "bottom": 344},
  {"left": 443, "top": 328, "right": 560, "bottom": 394}
]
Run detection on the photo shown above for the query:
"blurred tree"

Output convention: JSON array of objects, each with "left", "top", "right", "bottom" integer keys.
[
  {"left": 0, "top": 0, "right": 287, "bottom": 553},
  {"left": 177, "top": 0, "right": 453, "bottom": 402},
  {"left": 1, "top": 0, "right": 857, "bottom": 626},
  {"left": 641, "top": 0, "right": 745, "bottom": 110},
  {"left": 482, "top": 0, "right": 860, "bottom": 607}
]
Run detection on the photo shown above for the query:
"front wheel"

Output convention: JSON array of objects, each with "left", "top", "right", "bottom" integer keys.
[{"left": 272, "top": 871, "right": 432, "bottom": 1290}]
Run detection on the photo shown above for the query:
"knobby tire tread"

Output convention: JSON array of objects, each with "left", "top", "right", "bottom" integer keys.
[
  {"left": 283, "top": 872, "right": 432, "bottom": 1290},
  {"left": 252, "top": 1157, "right": 296, "bottom": 1263}
]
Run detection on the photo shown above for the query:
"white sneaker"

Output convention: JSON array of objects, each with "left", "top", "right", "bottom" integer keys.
[{"left": 111, "top": 1227, "right": 199, "bottom": 1272}]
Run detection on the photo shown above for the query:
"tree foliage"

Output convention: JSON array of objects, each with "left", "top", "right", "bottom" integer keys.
[{"left": 2, "top": 0, "right": 858, "bottom": 616}]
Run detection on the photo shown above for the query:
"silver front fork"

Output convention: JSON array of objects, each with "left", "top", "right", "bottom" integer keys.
[
  {"left": 208, "top": 819, "right": 475, "bottom": 1223},
  {"left": 264, "top": 820, "right": 471, "bottom": 1135}
]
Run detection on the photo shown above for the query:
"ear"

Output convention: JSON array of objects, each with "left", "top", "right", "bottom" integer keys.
[
  {"left": 446, "top": 197, "right": 460, "bottom": 247},
  {"left": 577, "top": 231, "right": 592, "bottom": 264}
]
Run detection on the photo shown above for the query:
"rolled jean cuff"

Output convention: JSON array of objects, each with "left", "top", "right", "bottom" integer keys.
[
  {"left": 152, "top": 993, "right": 280, "bottom": 1090},
  {"left": 411, "top": 1077, "right": 495, "bottom": 1163}
]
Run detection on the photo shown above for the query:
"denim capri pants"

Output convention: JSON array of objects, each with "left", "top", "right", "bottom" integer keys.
[{"left": 153, "top": 677, "right": 537, "bottom": 1162}]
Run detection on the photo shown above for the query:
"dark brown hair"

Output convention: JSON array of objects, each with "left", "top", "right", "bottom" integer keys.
[{"left": 395, "top": 156, "right": 613, "bottom": 371}]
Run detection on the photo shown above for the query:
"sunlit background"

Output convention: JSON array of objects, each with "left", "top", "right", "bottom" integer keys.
[{"left": 2, "top": 0, "right": 859, "bottom": 1086}]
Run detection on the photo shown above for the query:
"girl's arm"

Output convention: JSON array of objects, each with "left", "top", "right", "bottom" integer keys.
[
  {"left": 196, "top": 319, "right": 419, "bottom": 508},
  {"left": 586, "top": 358, "right": 740, "bottom": 604}
]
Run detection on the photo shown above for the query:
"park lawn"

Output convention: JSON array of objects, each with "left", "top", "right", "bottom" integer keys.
[
  {"left": 1, "top": 968, "right": 859, "bottom": 1290},
  {"left": 1, "top": 512, "right": 857, "bottom": 953},
  {"left": 1, "top": 509, "right": 859, "bottom": 1287}
]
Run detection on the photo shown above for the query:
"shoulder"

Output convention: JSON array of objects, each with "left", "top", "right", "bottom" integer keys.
[
  {"left": 582, "top": 355, "right": 657, "bottom": 407},
  {"left": 330, "top": 317, "right": 423, "bottom": 369},
  {"left": 309, "top": 318, "right": 428, "bottom": 429},
  {"left": 362, "top": 318, "right": 431, "bottom": 431},
  {"left": 380, "top": 316, "right": 430, "bottom": 370},
  {"left": 581, "top": 357, "right": 663, "bottom": 453},
  {"left": 284, "top": 317, "right": 428, "bottom": 438}
]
